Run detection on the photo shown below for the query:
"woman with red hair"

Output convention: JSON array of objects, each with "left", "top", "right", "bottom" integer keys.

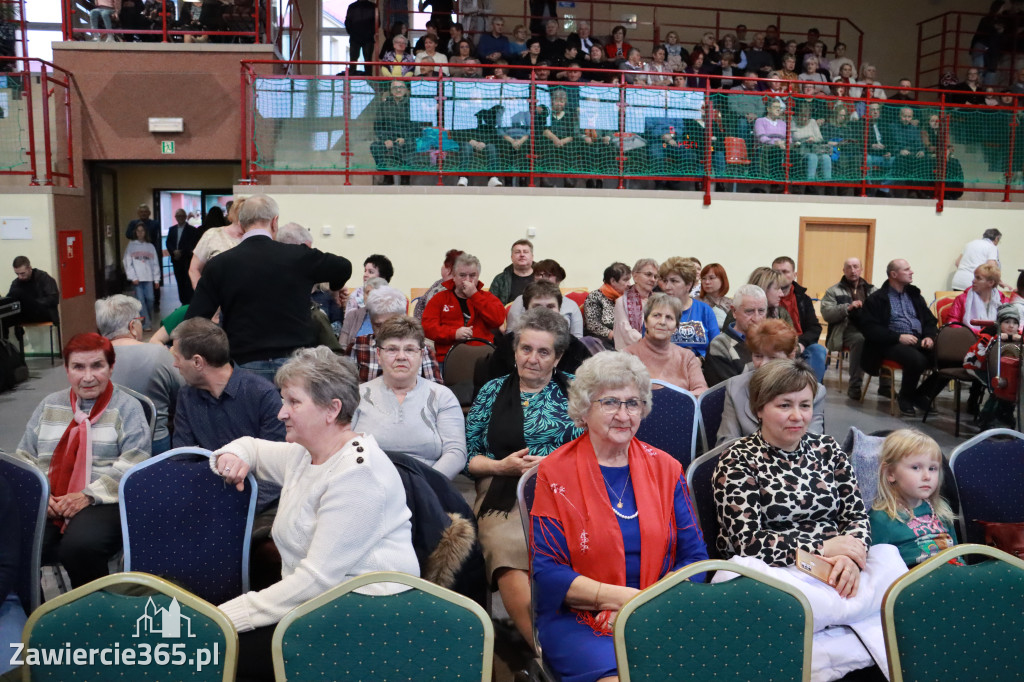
[
  {"left": 697, "top": 263, "right": 732, "bottom": 326},
  {"left": 13, "top": 333, "right": 150, "bottom": 587}
]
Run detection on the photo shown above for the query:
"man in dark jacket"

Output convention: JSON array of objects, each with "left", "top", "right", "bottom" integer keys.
[
  {"left": 185, "top": 194, "right": 351, "bottom": 381},
  {"left": 820, "top": 257, "right": 881, "bottom": 399},
  {"left": 166, "top": 209, "right": 199, "bottom": 305},
  {"left": 772, "top": 256, "right": 826, "bottom": 381},
  {"left": 4, "top": 256, "right": 60, "bottom": 345},
  {"left": 856, "top": 258, "right": 946, "bottom": 416}
]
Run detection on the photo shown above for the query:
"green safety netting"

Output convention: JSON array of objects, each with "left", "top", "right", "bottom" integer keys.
[
  {"left": 248, "top": 76, "right": 1024, "bottom": 188},
  {"left": 0, "top": 77, "right": 30, "bottom": 173}
]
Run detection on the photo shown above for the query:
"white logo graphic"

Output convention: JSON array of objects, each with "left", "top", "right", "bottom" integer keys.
[{"left": 134, "top": 597, "right": 196, "bottom": 639}]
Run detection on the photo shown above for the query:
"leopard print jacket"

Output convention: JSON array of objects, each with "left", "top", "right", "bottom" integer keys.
[{"left": 713, "top": 431, "right": 870, "bottom": 567}]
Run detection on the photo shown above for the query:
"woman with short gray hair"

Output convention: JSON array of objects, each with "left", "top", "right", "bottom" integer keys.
[
  {"left": 95, "top": 294, "right": 181, "bottom": 454},
  {"left": 212, "top": 346, "right": 419, "bottom": 679},
  {"left": 531, "top": 351, "right": 708, "bottom": 682},
  {"left": 613, "top": 257, "right": 660, "bottom": 349}
]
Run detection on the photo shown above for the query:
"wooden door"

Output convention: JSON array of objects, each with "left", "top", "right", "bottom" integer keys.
[{"left": 797, "top": 217, "right": 876, "bottom": 299}]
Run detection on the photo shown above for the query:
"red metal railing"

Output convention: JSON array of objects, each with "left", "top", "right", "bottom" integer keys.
[
  {"left": 240, "top": 60, "right": 1023, "bottom": 212},
  {"left": 385, "top": 1, "right": 863, "bottom": 68},
  {"left": 60, "top": 0, "right": 302, "bottom": 59},
  {"left": 0, "top": 57, "right": 75, "bottom": 187},
  {"left": 916, "top": 10, "right": 1022, "bottom": 89},
  {"left": 0, "top": 0, "right": 28, "bottom": 64}
]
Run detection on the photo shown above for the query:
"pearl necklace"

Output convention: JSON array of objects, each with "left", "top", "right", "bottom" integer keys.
[{"left": 602, "top": 471, "right": 639, "bottom": 520}]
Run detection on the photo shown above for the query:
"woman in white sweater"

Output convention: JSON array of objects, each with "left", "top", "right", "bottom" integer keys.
[
  {"left": 122, "top": 223, "right": 161, "bottom": 330},
  {"left": 212, "top": 347, "right": 419, "bottom": 682}
]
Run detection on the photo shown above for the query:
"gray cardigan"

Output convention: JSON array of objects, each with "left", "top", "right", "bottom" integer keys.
[{"left": 716, "top": 366, "right": 826, "bottom": 446}]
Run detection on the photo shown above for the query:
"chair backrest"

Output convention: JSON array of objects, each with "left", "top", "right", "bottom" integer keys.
[
  {"left": 119, "top": 447, "right": 258, "bottom": 605},
  {"left": 935, "top": 298, "right": 956, "bottom": 326},
  {"left": 614, "top": 559, "right": 812, "bottom": 682},
  {"left": 686, "top": 440, "right": 738, "bottom": 561},
  {"left": 724, "top": 136, "right": 751, "bottom": 163},
  {"left": 933, "top": 322, "right": 978, "bottom": 368},
  {"left": 949, "top": 428, "right": 1024, "bottom": 545},
  {"left": 696, "top": 380, "right": 728, "bottom": 454},
  {"left": 442, "top": 339, "right": 496, "bottom": 407},
  {"left": 23, "top": 571, "right": 237, "bottom": 681},
  {"left": 0, "top": 452, "right": 47, "bottom": 613},
  {"left": 116, "top": 383, "right": 157, "bottom": 440},
  {"left": 634, "top": 380, "right": 698, "bottom": 469},
  {"left": 516, "top": 465, "right": 547, "bottom": 657},
  {"left": 882, "top": 544, "right": 1024, "bottom": 682},
  {"left": 565, "top": 290, "right": 589, "bottom": 309},
  {"left": 272, "top": 571, "right": 494, "bottom": 682}
]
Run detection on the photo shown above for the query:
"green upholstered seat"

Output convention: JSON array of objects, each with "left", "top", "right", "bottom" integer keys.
[
  {"left": 614, "top": 559, "right": 812, "bottom": 682},
  {"left": 22, "top": 572, "right": 238, "bottom": 681},
  {"left": 272, "top": 571, "right": 493, "bottom": 681},
  {"left": 882, "top": 544, "right": 1024, "bottom": 682}
]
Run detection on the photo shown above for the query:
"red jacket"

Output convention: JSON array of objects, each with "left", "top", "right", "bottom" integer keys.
[
  {"left": 948, "top": 287, "right": 1009, "bottom": 330},
  {"left": 422, "top": 279, "right": 506, "bottom": 362}
]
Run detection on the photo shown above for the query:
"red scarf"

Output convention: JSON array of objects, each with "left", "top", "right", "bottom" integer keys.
[
  {"left": 779, "top": 288, "right": 803, "bottom": 334},
  {"left": 624, "top": 285, "right": 645, "bottom": 332},
  {"left": 49, "top": 382, "right": 114, "bottom": 515},
  {"left": 531, "top": 434, "right": 680, "bottom": 634}
]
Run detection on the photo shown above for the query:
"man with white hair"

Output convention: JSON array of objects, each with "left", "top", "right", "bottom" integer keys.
[
  {"left": 186, "top": 194, "right": 352, "bottom": 380},
  {"left": 422, "top": 252, "right": 505, "bottom": 363},
  {"left": 704, "top": 284, "right": 768, "bottom": 386},
  {"left": 348, "top": 287, "right": 443, "bottom": 383}
]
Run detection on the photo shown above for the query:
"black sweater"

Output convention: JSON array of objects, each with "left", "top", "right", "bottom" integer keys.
[{"left": 187, "top": 235, "right": 352, "bottom": 364}]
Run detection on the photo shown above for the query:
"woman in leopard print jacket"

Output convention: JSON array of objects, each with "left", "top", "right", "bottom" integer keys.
[{"left": 714, "top": 359, "right": 870, "bottom": 596}]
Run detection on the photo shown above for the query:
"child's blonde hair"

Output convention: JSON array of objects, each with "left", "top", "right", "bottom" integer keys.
[{"left": 873, "top": 429, "right": 955, "bottom": 523}]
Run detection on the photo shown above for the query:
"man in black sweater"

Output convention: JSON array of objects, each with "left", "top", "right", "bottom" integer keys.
[{"left": 186, "top": 195, "right": 351, "bottom": 380}]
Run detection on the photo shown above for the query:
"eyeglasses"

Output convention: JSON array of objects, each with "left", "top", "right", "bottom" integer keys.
[
  {"left": 130, "top": 316, "right": 144, "bottom": 325},
  {"left": 379, "top": 345, "right": 421, "bottom": 357},
  {"left": 592, "top": 397, "right": 645, "bottom": 415}
]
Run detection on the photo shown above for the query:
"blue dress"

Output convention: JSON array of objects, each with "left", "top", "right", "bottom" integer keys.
[{"left": 531, "top": 465, "right": 708, "bottom": 682}]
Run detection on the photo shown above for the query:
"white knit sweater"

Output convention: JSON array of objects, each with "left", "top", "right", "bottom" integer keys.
[{"left": 211, "top": 433, "right": 419, "bottom": 632}]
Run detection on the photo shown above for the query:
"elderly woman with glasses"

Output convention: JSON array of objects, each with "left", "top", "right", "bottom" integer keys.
[
  {"left": 613, "top": 258, "right": 660, "bottom": 350},
  {"left": 212, "top": 347, "right": 419, "bottom": 681},
  {"left": 351, "top": 316, "right": 466, "bottom": 479},
  {"left": 531, "top": 351, "right": 708, "bottom": 682},
  {"left": 465, "top": 307, "right": 582, "bottom": 645}
]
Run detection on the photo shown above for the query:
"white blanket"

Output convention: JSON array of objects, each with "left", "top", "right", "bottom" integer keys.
[{"left": 712, "top": 544, "right": 907, "bottom": 681}]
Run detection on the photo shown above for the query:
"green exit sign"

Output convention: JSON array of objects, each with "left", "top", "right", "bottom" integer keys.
[{"left": 161, "top": 141, "right": 175, "bottom": 154}]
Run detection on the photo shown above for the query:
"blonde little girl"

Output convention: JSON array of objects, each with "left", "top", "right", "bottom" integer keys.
[{"left": 870, "top": 429, "right": 958, "bottom": 567}]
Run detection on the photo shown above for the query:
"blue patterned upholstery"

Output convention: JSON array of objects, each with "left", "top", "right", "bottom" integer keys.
[
  {"left": 949, "top": 429, "right": 1024, "bottom": 545},
  {"left": 274, "top": 573, "right": 493, "bottom": 681},
  {"left": 24, "top": 572, "right": 236, "bottom": 681},
  {"left": 883, "top": 545, "right": 1024, "bottom": 682},
  {"left": 635, "top": 380, "right": 698, "bottom": 469},
  {"left": 696, "top": 381, "right": 727, "bottom": 454},
  {"left": 615, "top": 560, "right": 811, "bottom": 681},
  {"left": 686, "top": 441, "right": 736, "bottom": 562},
  {"left": 0, "top": 452, "right": 47, "bottom": 614},
  {"left": 119, "top": 448, "right": 257, "bottom": 605}
]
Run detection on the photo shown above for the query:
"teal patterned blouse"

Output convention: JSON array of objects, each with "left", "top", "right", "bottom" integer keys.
[{"left": 465, "top": 373, "right": 583, "bottom": 474}]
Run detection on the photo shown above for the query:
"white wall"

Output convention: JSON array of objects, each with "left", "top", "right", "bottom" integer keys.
[
  {"left": 247, "top": 187, "right": 1024, "bottom": 299},
  {"left": 0, "top": 192, "right": 57, "bottom": 283}
]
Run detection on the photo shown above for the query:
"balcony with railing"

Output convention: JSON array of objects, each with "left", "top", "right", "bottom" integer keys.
[
  {"left": 917, "top": 10, "right": 1024, "bottom": 88},
  {"left": 0, "top": 57, "right": 75, "bottom": 187},
  {"left": 240, "top": 61, "right": 1023, "bottom": 211}
]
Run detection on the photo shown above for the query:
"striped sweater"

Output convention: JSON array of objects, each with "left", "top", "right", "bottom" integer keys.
[{"left": 14, "top": 387, "right": 151, "bottom": 504}]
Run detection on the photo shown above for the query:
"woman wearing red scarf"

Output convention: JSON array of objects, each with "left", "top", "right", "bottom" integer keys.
[
  {"left": 582, "top": 262, "right": 631, "bottom": 350},
  {"left": 530, "top": 352, "right": 708, "bottom": 682},
  {"left": 13, "top": 333, "right": 150, "bottom": 588}
]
